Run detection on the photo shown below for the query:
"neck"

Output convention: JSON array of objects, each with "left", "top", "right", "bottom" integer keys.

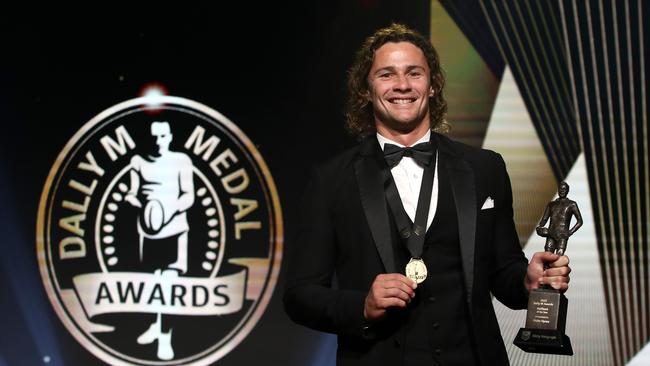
[{"left": 376, "top": 122, "right": 431, "bottom": 146}]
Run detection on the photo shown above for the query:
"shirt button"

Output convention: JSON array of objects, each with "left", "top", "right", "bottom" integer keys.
[
  {"left": 433, "top": 322, "right": 439, "bottom": 329},
  {"left": 435, "top": 348, "right": 442, "bottom": 355},
  {"left": 394, "top": 339, "right": 401, "bottom": 348},
  {"left": 428, "top": 296, "right": 436, "bottom": 303}
]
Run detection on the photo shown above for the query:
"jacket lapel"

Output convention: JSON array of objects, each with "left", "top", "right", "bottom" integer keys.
[
  {"left": 354, "top": 137, "right": 396, "bottom": 273},
  {"left": 437, "top": 134, "right": 476, "bottom": 308}
]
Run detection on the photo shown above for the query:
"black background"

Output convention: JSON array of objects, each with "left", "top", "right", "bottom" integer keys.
[{"left": 0, "top": 2, "right": 429, "bottom": 365}]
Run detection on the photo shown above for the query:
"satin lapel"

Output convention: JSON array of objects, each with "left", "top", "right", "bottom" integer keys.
[
  {"left": 438, "top": 136, "right": 476, "bottom": 308},
  {"left": 353, "top": 138, "right": 396, "bottom": 273}
]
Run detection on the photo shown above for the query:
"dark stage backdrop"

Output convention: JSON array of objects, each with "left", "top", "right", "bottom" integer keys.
[
  {"left": 4, "top": 2, "right": 648, "bottom": 366},
  {"left": 0, "top": 2, "right": 430, "bottom": 365}
]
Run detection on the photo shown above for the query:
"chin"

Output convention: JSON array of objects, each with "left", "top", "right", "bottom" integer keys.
[{"left": 390, "top": 119, "right": 425, "bottom": 132}]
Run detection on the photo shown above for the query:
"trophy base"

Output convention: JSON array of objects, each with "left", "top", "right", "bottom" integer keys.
[{"left": 514, "top": 328, "right": 573, "bottom": 355}]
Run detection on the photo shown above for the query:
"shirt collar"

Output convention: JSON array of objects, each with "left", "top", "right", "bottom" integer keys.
[{"left": 376, "top": 130, "right": 431, "bottom": 151}]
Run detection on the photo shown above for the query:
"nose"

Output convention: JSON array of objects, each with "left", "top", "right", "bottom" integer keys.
[{"left": 393, "top": 73, "right": 411, "bottom": 92}]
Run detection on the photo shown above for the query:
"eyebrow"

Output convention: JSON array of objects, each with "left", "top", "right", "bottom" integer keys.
[{"left": 372, "top": 65, "right": 427, "bottom": 75}]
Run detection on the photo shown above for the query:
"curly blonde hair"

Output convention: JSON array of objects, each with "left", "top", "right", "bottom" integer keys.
[{"left": 345, "top": 23, "right": 449, "bottom": 138}]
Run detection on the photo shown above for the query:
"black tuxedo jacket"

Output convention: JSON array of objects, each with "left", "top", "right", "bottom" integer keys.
[{"left": 284, "top": 133, "right": 529, "bottom": 365}]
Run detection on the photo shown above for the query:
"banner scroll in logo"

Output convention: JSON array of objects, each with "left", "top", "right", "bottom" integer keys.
[{"left": 66, "top": 270, "right": 246, "bottom": 319}]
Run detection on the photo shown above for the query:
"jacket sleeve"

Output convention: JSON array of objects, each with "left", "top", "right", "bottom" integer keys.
[
  {"left": 283, "top": 166, "right": 368, "bottom": 337},
  {"left": 488, "top": 154, "right": 529, "bottom": 309}
]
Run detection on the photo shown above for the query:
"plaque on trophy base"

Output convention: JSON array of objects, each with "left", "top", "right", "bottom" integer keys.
[{"left": 513, "top": 288, "right": 573, "bottom": 355}]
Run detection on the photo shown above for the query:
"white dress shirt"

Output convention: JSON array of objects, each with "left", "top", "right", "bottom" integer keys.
[{"left": 377, "top": 131, "right": 439, "bottom": 230}]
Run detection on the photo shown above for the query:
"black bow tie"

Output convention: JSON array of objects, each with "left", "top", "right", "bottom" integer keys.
[{"left": 383, "top": 142, "right": 434, "bottom": 168}]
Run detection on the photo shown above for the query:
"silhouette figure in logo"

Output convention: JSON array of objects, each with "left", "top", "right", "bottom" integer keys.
[
  {"left": 536, "top": 181, "right": 583, "bottom": 256},
  {"left": 125, "top": 121, "right": 195, "bottom": 360}
]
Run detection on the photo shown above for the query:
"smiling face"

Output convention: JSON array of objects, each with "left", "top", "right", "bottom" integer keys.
[{"left": 367, "top": 41, "right": 433, "bottom": 135}]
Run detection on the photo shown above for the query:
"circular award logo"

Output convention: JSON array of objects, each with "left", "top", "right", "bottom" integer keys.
[{"left": 36, "top": 96, "right": 283, "bottom": 365}]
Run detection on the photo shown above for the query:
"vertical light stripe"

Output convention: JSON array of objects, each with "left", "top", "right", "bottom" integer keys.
[
  {"left": 586, "top": 1, "right": 632, "bottom": 361},
  {"left": 637, "top": 0, "right": 650, "bottom": 344},
  {"left": 628, "top": 0, "right": 645, "bottom": 351},
  {"left": 500, "top": 1, "right": 571, "bottom": 172},
  {"left": 620, "top": 0, "right": 643, "bottom": 351},
  {"left": 531, "top": 0, "right": 576, "bottom": 136},
  {"left": 511, "top": 0, "right": 574, "bottom": 166},
  {"left": 542, "top": 0, "right": 580, "bottom": 149},
  {"left": 606, "top": 0, "right": 638, "bottom": 355},
  {"left": 561, "top": 1, "right": 621, "bottom": 364},
  {"left": 478, "top": 0, "right": 564, "bottom": 177}
]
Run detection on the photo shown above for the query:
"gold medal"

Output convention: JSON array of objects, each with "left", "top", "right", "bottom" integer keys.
[{"left": 405, "top": 257, "right": 427, "bottom": 284}]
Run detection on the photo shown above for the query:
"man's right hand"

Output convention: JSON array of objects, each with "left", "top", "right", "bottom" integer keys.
[{"left": 363, "top": 273, "right": 417, "bottom": 322}]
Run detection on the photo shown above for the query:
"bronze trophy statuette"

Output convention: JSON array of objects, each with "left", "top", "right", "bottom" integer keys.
[{"left": 514, "top": 181, "right": 582, "bottom": 355}]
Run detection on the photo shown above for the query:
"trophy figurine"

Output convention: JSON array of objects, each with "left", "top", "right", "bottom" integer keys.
[{"left": 514, "top": 181, "right": 583, "bottom": 355}]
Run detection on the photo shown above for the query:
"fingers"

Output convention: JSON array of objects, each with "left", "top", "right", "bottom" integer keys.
[
  {"left": 371, "top": 274, "right": 416, "bottom": 302},
  {"left": 382, "top": 280, "right": 416, "bottom": 298},
  {"left": 530, "top": 253, "right": 570, "bottom": 271},
  {"left": 376, "top": 297, "right": 408, "bottom": 309},
  {"left": 544, "top": 265, "right": 571, "bottom": 277},
  {"left": 548, "top": 255, "right": 570, "bottom": 268},
  {"left": 539, "top": 256, "right": 571, "bottom": 292},
  {"left": 364, "top": 274, "right": 418, "bottom": 321},
  {"left": 526, "top": 253, "right": 571, "bottom": 292},
  {"left": 377, "top": 273, "right": 417, "bottom": 289},
  {"left": 531, "top": 251, "right": 560, "bottom": 264},
  {"left": 540, "top": 275, "right": 570, "bottom": 291},
  {"left": 381, "top": 286, "right": 414, "bottom": 303}
]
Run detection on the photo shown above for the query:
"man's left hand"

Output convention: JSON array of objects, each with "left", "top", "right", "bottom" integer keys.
[{"left": 525, "top": 252, "right": 571, "bottom": 292}]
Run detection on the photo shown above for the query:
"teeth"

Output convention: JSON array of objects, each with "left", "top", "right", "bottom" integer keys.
[{"left": 391, "top": 98, "right": 414, "bottom": 104}]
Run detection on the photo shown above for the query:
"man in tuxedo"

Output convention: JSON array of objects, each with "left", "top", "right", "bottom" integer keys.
[{"left": 284, "top": 23, "right": 571, "bottom": 365}]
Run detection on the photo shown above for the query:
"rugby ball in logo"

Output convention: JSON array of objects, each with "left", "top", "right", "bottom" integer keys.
[{"left": 143, "top": 199, "right": 165, "bottom": 233}]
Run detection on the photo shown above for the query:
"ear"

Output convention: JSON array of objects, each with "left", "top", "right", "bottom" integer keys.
[
  {"left": 429, "top": 87, "right": 434, "bottom": 97},
  {"left": 360, "top": 89, "right": 371, "bottom": 102}
]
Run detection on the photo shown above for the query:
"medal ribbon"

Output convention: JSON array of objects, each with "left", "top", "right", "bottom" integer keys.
[{"left": 383, "top": 149, "right": 437, "bottom": 261}]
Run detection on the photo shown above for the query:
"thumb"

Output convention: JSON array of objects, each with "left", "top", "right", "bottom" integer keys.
[{"left": 532, "top": 251, "right": 559, "bottom": 265}]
